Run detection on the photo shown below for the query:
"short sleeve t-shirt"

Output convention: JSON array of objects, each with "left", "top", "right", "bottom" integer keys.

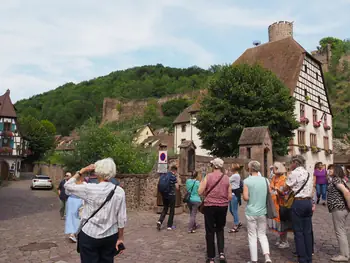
[
  {"left": 186, "top": 179, "right": 201, "bottom": 203},
  {"left": 229, "top": 173, "right": 241, "bottom": 190},
  {"left": 286, "top": 167, "right": 313, "bottom": 198},
  {"left": 327, "top": 177, "right": 348, "bottom": 212},
  {"left": 244, "top": 176, "right": 267, "bottom": 217}
]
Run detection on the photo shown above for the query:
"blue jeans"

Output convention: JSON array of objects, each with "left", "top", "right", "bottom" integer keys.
[
  {"left": 292, "top": 199, "right": 313, "bottom": 263},
  {"left": 316, "top": 184, "right": 327, "bottom": 201},
  {"left": 229, "top": 195, "right": 239, "bottom": 225}
]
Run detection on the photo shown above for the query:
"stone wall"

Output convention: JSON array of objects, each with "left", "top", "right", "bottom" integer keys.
[
  {"left": 33, "top": 163, "right": 159, "bottom": 211},
  {"left": 101, "top": 91, "right": 200, "bottom": 124},
  {"left": 33, "top": 163, "right": 66, "bottom": 187}
]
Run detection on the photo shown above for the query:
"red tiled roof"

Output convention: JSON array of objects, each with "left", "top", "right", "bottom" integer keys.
[{"left": 0, "top": 90, "right": 16, "bottom": 118}]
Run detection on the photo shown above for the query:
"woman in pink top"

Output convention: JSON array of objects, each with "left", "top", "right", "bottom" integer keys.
[{"left": 199, "top": 158, "right": 232, "bottom": 263}]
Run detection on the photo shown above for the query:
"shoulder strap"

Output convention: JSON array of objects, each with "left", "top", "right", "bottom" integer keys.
[
  {"left": 81, "top": 185, "right": 117, "bottom": 229},
  {"left": 189, "top": 180, "right": 196, "bottom": 192},
  {"left": 294, "top": 172, "right": 310, "bottom": 196},
  {"left": 203, "top": 173, "right": 225, "bottom": 200}
]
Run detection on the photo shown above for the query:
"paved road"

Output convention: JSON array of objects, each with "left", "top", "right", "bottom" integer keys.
[{"left": 0, "top": 179, "right": 347, "bottom": 263}]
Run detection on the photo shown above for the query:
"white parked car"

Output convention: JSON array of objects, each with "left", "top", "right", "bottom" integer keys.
[{"left": 31, "top": 175, "right": 53, "bottom": 190}]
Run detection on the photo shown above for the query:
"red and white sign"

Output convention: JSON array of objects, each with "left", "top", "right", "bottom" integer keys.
[{"left": 158, "top": 150, "right": 167, "bottom": 164}]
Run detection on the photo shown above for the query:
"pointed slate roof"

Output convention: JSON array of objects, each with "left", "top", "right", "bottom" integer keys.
[{"left": 0, "top": 89, "right": 17, "bottom": 118}]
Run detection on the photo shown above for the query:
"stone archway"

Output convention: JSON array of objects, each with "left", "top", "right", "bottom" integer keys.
[{"left": 0, "top": 160, "right": 10, "bottom": 181}]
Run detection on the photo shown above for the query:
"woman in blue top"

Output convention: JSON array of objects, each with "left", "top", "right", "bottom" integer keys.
[
  {"left": 186, "top": 171, "right": 202, "bottom": 233},
  {"left": 65, "top": 175, "right": 85, "bottom": 242}
]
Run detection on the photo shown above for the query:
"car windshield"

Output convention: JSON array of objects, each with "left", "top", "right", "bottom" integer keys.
[{"left": 36, "top": 175, "right": 50, "bottom": 179}]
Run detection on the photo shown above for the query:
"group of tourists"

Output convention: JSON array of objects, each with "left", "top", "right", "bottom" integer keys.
[
  {"left": 157, "top": 155, "right": 350, "bottom": 263},
  {"left": 57, "top": 158, "right": 127, "bottom": 263}
]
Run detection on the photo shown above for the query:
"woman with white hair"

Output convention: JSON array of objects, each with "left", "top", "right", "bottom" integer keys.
[
  {"left": 267, "top": 162, "right": 292, "bottom": 249},
  {"left": 198, "top": 158, "right": 232, "bottom": 263},
  {"left": 64, "top": 158, "right": 127, "bottom": 263},
  {"left": 243, "top": 160, "right": 272, "bottom": 263}
]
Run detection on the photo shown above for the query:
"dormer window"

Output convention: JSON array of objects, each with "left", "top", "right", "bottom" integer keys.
[{"left": 181, "top": 124, "right": 186, "bottom": 132}]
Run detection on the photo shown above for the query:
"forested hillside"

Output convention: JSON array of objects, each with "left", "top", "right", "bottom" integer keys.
[
  {"left": 321, "top": 37, "right": 350, "bottom": 137},
  {"left": 15, "top": 64, "right": 213, "bottom": 135},
  {"left": 14, "top": 37, "right": 350, "bottom": 138}
]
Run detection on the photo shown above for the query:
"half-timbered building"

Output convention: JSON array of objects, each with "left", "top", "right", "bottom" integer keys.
[
  {"left": 234, "top": 23, "right": 333, "bottom": 174},
  {"left": 0, "top": 90, "right": 29, "bottom": 180}
]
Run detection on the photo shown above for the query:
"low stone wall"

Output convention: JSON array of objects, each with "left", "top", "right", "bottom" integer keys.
[
  {"left": 33, "top": 163, "right": 65, "bottom": 187},
  {"left": 195, "top": 155, "right": 249, "bottom": 178},
  {"left": 33, "top": 163, "right": 158, "bottom": 211},
  {"left": 115, "top": 172, "right": 158, "bottom": 211}
]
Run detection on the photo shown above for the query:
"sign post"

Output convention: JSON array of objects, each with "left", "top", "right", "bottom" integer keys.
[{"left": 157, "top": 150, "right": 168, "bottom": 173}]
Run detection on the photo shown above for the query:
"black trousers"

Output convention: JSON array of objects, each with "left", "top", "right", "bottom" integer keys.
[
  {"left": 159, "top": 194, "right": 176, "bottom": 227},
  {"left": 79, "top": 231, "right": 118, "bottom": 263},
  {"left": 204, "top": 206, "right": 228, "bottom": 259}
]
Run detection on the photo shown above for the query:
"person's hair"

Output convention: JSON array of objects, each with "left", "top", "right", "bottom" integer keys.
[
  {"left": 94, "top": 158, "right": 116, "bottom": 180},
  {"left": 170, "top": 165, "right": 177, "bottom": 172},
  {"left": 231, "top": 163, "right": 240, "bottom": 173},
  {"left": 273, "top": 162, "right": 286, "bottom": 174},
  {"left": 248, "top": 160, "right": 261, "bottom": 172},
  {"left": 333, "top": 165, "right": 346, "bottom": 179},
  {"left": 291, "top": 155, "right": 306, "bottom": 168},
  {"left": 328, "top": 164, "right": 334, "bottom": 170},
  {"left": 314, "top": 162, "right": 322, "bottom": 169},
  {"left": 191, "top": 171, "right": 198, "bottom": 179}
]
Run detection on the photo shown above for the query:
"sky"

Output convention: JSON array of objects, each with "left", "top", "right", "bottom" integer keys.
[{"left": 0, "top": 0, "right": 349, "bottom": 102}]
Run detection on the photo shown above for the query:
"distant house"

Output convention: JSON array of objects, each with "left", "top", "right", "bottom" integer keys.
[
  {"left": 173, "top": 97, "right": 211, "bottom": 157},
  {"left": 133, "top": 125, "right": 154, "bottom": 145},
  {"left": 0, "top": 89, "right": 29, "bottom": 180},
  {"left": 55, "top": 135, "right": 78, "bottom": 152},
  {"left": 233, "top": 21, "right": 333, "bottom": 174},
  {"left": 141, "top": 134, "right": 174, "bottom": 152}
]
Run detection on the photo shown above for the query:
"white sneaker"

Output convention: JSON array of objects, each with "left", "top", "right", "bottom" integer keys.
[
  {"left": 69, "top": 235, "right": 77, "bottom": 243},
  {"left": 265, "top": 254, "right": 272, "bottom": 263},
  {"left": 331, "top": 255, "right": 349, "bottom": 262},
  {"left": 275, "top": 240, "right": 280, "bottom": 246},
  {"left": 278, "top": 242, "right": 290, "bottom": 249}
]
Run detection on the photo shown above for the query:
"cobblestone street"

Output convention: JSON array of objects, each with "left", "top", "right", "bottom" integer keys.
[{"left": 0, "top": 179, "right": 348, "bottom": 263}]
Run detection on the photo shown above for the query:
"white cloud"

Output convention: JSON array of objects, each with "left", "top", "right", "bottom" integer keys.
[{"left": 0, "top": 0, "right": 348, "bottom": 102}]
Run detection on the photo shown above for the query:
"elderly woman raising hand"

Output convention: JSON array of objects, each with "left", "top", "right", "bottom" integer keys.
[{"left": 64, "top": 158, "right": 127, "bottom": 263}]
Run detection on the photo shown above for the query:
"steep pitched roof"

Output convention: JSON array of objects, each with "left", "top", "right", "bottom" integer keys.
[
  {"left": 238, "top": 126, "right": 270, "bottom": 146},
  {"left": 233, "top": 37, "right": 308, "bottom": 94},
  {"left": 141, "top": 134, "right": 174, "bottom": 150},
  {"left": 173, "top": 106, "right": 192, "bottom": 124},
  {"left": 0, "top": 90, "right": 17, "bottom": 118},
  {"left": 174, "top": 90, "right": 208, "bottom": 124}
]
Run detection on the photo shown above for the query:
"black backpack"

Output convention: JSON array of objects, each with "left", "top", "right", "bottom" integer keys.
[{"left": 158, "top": 172, "right": 172, "bottom": 196}]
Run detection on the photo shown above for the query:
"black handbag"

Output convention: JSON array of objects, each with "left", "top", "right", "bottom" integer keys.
[
  {"left": 183, "top": 181, "right": 196, "bottom": 203},
  {"left": 279, "top": 173, "right": 310, "bottom": 222},
  {"left": 76, "top": 185, "right": 117, "bottom": 253}
]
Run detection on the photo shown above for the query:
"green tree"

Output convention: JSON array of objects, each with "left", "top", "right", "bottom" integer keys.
[
  {"left": 195, "top": 64, "right": 299, "bottom": 157},
  {"left": 60, "top": 119, "right": 155, "bottom": 173},
  {"left": 14, "top": 65, "right": 213, "bottom": 135},
  {"left": 144, "top": 99, "right": 159, "bottom": 124},
  {"left": 19, "top": 116, "right": 56, "bottom": 161},
  {"left": 161, "top": 98, "right": 190, "bottom": 117}
]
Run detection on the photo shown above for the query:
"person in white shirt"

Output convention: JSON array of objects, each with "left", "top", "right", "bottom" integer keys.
[
  {"left": 285, "top": 155, "right": 314, "bottom": 263},
  {"left": 64, "top": 158, "right": 127, "bottom": 263}
]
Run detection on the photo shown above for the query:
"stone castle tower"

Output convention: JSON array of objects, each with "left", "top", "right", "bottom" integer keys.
[{"left": 268, "top": 21, "right": 293, "bottom": 42}]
